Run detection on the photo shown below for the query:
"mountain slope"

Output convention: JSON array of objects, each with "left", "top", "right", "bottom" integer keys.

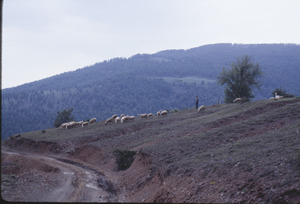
[
  {"left": 2, "top": 43, "right": 300, "bottom": 140},
  {"left": 2, "top": 97, "right": 300, "bottom": 202}
]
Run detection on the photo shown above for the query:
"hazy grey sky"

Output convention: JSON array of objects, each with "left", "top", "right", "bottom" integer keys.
[{"left": 2, "top": 0, "right": 300, "bottom": 89}]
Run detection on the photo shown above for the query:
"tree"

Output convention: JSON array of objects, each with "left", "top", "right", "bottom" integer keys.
[
  {"left": 217, "top": 56, "right": 263, "bottom": 103},
  {"left": 54, "top": 108, "right": 74, "bottom": 128}
]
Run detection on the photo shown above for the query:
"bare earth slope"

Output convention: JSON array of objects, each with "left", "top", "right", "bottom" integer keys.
[{"left": 2, "top": 97, "right": 300, "bottom": 202}]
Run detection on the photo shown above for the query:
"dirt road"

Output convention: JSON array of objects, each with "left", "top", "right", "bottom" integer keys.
[{"left": 2, "top": 150, "right": 119, "bottom": 202}]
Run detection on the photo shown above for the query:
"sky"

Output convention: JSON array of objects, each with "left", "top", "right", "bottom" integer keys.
[{"left": 2, "top": 0, "right": 300, "bottom": 89}]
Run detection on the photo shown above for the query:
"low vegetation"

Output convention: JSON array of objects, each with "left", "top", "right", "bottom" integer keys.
[{"left": 113, "top": 149, "right": 137, "bottom": 171}]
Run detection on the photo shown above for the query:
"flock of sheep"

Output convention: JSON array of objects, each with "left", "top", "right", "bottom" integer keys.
[
  {"left": 104, "top": 114, "right": 136, "bottom": 125},
  {"left": 58, "top": 110, "right": 169, "bottom": 130},
  {"left": 58, "top": 118, "right": 96, "bottom": 129},
  {"left": 59, "top": 93, "right": 285, "bottom": 130},
  {"left": 104, "top": 110, "right": 168, "bottom": 125}
]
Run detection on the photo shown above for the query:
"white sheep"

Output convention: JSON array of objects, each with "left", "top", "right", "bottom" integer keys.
[
  {"left": 147, "top": 113, "right": 153, "bottom": 118},
  {"left": 197, "top": 105, "right": 205, "bottom": 112},
  {"left": 274, "top": 92, "right": 283, "bottom": 100},
  {"left": 75, "top": 121, "right": 83, "bottom": 127},
  {"left": 120, "top": 116, "right": 127, "bottom": 123},
  {"left": 82, "top": 121, "right": 89, "bottom": 127},
  {"left": 111, "top": 114, "right": 118, "bottom": 119},
  {"left": 66, "top": 121, "right": 77, "bottom": 129},
  {"left": 139, "top": 113, "right": 148, "bottom": 118},
  {"left": 156, "top": 110, "right": 161, "bottom": 116},
  {"left": 90, "top": 118, "right": 97, "bottom": 123},
  {"left": 60, "top": 121, "right": 85, "bottom": 129},
  {"left": 120, "top": 115, "right": 135, "bottom": 123},
  {"left": 233, "top": 98, "right": 243, "bottom": 103},
  {"left": 105, "top": 117, "right": 114, "bottom": 125},
  {"left": 120, "top": 114, "right": 125, "bottom": 118},
  {"left": 115, "top": 117, "right": 120, "bottom": 123},
  {"left": 59, "top": 123, "right": 68, "bottom": 129},
  {"left": 160, "top": 110, "right": 168, "bottom": 116},
  {"left": 128, "top": 116, "right": 135, "bottom": 121}
]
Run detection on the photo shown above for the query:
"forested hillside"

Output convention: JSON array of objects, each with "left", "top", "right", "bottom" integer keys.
[{"left": 2, "top": 43, "right": 300, "bottom": 139}]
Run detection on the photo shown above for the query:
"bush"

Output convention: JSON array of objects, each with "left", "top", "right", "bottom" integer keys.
[
  {"left": 272, "top": 88, "right": 294, "bottom": 98},
  {"left": 113, "top": 149, "right": 136, "bottom": 171},
  {"left": 53, "top": 108, "right": 75, "bottom": 128}
]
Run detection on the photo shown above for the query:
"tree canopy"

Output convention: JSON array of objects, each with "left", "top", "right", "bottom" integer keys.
[
  {"left": 53, "top": 108, "right": 75, "bottom": 128},
  {"left": 218, "top": 56, "right": 263, "bottom": 103}
]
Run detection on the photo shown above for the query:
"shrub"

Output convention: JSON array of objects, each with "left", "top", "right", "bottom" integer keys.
[
  {"left": 272, "top": 88, "right": 294, "bottom": 98},
  {"left": 53, "top": 108, "right": 75, "bottom": 128},
  {"left": 113, "top": 149, "right": 136, "bottom": 171}
]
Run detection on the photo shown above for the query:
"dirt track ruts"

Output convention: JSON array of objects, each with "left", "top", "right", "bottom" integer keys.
[{"left": 2, "top": 150, "right": 119, "bottom": 202}]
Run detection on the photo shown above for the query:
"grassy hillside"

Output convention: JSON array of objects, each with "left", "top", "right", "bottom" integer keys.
[
  {"left": 4, "top": 97, "right": 300, "bottom": 202},
  {"left": 2, "top": 43, "right": 300, "bottom": 140}
]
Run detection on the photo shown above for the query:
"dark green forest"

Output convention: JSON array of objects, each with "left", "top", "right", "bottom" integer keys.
[{"left": 2, "top": 43, "right": 300, "bottom": 139}]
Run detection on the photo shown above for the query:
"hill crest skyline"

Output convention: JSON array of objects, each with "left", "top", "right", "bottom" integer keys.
[{"left": 3, "top": 43, "right": 299, "bottom": 90}]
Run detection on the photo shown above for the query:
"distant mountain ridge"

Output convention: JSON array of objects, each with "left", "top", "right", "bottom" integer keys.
[{"left": 2, "top": 43, "right": 300, "bottom": 139}]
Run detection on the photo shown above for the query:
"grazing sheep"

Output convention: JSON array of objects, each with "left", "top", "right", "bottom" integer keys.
[
  {"left": 59, "top": 121, "right": 86, "bottom": 129},
  {"left": 160, "top": 110, "right": 168, "bottom": 116},
  {"left": 82, "top": 121, "right": 89, "bottom": 127},
  {"left": 128, "top": 116, "right": 135, "bottom": 121},
  {"left": 115, "top": 117, "right": 120, "bottom": 123},
  {"left": 121, "top": 116, "right": 135, "bottom": 123},
  {"left": 59, "top": 123, "right": 68, "bottom": 129},
  {"left": 269, "top": 93, "right": 283, "bottom": 100},
  {"left": 105, "top": 117, "right": 114, "bottom": 125},
  {"left": 75, "top": 121, "right": 83, "bottom": 127},
  {"left": 275, "top": 92, "right": 284, "bottom": 100},
  {"left": 147, "top": 113, "right": 153, "bottom": 118},
  {"left": 197, "top": 105, "right": 205, "bottom": 112},
  {"left": 157, "top": 110, "right": 161, "bottom": 116},
  {"left": 121, "top": 116, "right": 128, "bottom": 123},
  {"left": 139, "top": 114, "right": 148, "bottom": 118},
  {"left": 233, "top": 98, "right": 243, "bottom": 103},
  {"left": 59, "top": 122, "right": 74, "bottom": 129},
  {"left": 90, "top": 118, "right": 97, "bottom": 123},
  {"left": 66, "top": 121, "right": 77, "bottom": 129},
  {"left": 120, "top": 116, "right": 125, "bottom": 124}
]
